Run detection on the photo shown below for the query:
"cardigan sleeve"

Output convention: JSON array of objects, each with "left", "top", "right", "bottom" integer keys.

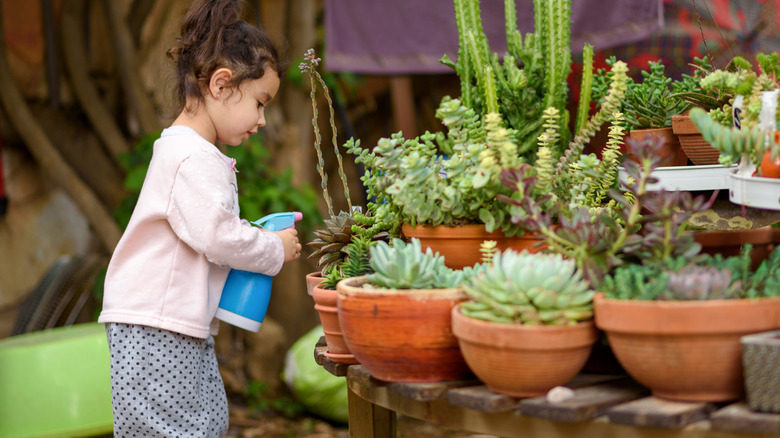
[{"left": 166, "top": 150, "right": 285, "bottom": 276}]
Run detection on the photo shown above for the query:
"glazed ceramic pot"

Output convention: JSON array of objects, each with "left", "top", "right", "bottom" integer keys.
[
  {"left": 337, "top": 275, "right": 470, "bottom": 382},
  {"left": 451, "top": 305, "right": 598, "bottom": 397},
  {"left": 594, "top": 293, "right": 780, "bottom": 402},
  {"left": 311, "top": 283, "right": 357, "bottom": 364},
  {"left": 401, "top": 224, "right": 547, "bottom": 269}
]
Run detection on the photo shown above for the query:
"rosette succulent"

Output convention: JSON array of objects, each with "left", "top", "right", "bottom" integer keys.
[
  {"left": 460, "top": 250, "right": 594, "bottom": 325},
  {"left": 365, "top": 238, "right": 473, "bottom": 290}
]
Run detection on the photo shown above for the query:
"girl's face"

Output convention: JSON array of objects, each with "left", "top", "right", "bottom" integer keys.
[{"left": 212, "top": 68, "right": 280, "bottom": 146}]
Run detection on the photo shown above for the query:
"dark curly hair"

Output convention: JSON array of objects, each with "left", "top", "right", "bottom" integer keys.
[{"left": 167, "top": 0, "right": 285, "bottom": 113}]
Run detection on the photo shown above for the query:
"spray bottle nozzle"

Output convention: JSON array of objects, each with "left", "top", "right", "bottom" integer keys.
[{"left": 251, "top": 212, "right": 303, "bottom": 231}]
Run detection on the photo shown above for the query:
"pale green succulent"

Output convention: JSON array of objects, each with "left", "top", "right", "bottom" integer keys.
[
  {"left": 460, "top": 250, "right": 594, "bottom": 325},
  {"left": 365, "top": 238, "right": 470, "bottom": 290}
]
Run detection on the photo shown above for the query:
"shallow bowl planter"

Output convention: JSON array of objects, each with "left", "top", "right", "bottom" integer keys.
[
  {"left": 337, "top": 275, "right": 470, "bottom": 382},
  {"left": 741, "top": 330, "right": 780, "bottom": 413},
  {"left": 312, "top": 283, "right": 358, "bottom": 364},
  {"left": 402, "top": 224, "right": 546, "bottom": 269},
  {"left": 451, "top": 305, "right": 598, "bottom": 397},
  {"left": 594, "top": 293, "right": 780, "bottom": 402}
]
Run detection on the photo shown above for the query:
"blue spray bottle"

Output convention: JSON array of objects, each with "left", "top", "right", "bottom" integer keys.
[{"left": 215, "top": 212, "right": 303, "bottom": 332}]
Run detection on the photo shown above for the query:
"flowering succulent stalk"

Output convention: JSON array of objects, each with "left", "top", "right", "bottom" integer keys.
[{"left": 299, "top": 48, "right": 352, "bottom": 217}]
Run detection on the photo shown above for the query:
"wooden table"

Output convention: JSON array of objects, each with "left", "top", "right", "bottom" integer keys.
[{"left": 314, "top": 340, "right": 780, "bottom": 438}]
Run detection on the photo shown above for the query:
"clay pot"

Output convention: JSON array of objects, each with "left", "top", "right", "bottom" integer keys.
[
  {"left": 671, "top": 114, "right": 721, "bottom": 165},
  {"left": 401, "top": 224, "right": 547, "bottom": 269},
  {"left": 594, "top": 293, "right": 780, "bottom": 402},
  {"left": 627, "top": 127, "right": 688, "bottom": 167},
  {"left": 311, "top": 283, "right": 358, "bottom": 364},
  {"left": 336, "top": 276, "right": 470, "bottom": 382},
  {"left": 694, "top": 227, "right": 773, "bottom": 270},
  {"left": 451, "top": 305, "right": 598, "bottom": 397},
  {"left": 305, "top": 271, "right": 324, "bottom": 296}
]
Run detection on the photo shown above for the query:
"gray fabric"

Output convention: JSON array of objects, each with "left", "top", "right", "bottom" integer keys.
[
  {"left": 324, "top": 0, "right": 663, "bottom": 74},
  {"left": 105, "top": 323, "right": 229, "bottom": 438}
]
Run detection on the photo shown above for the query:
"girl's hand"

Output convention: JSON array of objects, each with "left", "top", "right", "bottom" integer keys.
[{"left": 275, "top": 228, "right": 302, "bottom": 262}]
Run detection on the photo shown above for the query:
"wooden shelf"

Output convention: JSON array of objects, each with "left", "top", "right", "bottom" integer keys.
[{"left": 315, "top": 341, "right": 780, "bottom": 437}]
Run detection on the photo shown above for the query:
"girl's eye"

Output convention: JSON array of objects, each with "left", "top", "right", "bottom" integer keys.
[{"left": 257, "top": 101, "right": 265, "bottom": 108}]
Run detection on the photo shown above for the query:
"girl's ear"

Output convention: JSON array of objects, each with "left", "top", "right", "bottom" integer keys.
[{"left": 209, "top": 68, "right": 233, "bottom": 99}]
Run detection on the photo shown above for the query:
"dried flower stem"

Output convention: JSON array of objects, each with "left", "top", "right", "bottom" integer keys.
[{"left": 300, "top": 49, "right": 352, "bottom": 217}]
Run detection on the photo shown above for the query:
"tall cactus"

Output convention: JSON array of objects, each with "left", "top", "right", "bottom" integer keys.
[{"left": 443, "top": 0, "right": 573, "bottom": 162}]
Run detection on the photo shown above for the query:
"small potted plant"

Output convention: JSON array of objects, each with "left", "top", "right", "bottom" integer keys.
[
  {"left": 451, "top": 247, "right": 598, "bottom": 397},
  {"left": 336, "top": 238, "right": 482, "bottom": 382},
  {"left": 595, "top": 247, "right": 780, "bottom": 403},
  {"left": 669, "top": 56, "right": 732, "bottom": 165},
  {"left": 501, "top": 134, "right": 780, "bottom": 402},
  {"left": 348, "top": 0, "right": 631, "bottom": 268},
  {"left": 299, "top": 49, "right": 399, "bottom": 364},
  {"left": 592, "top": 57, "right": 694, "bottom": 166},
  {"left": 689, "top": 52, "right": 780, "bottom": 210}
]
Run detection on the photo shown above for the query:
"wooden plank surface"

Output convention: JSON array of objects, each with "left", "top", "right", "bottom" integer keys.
[
  {"left": 387, "top": 379, "right": 479, "bottom": 402},
  {"left": 519, "top": 378, "right": 649, "bottom": 422},
  {"left": 447, "top": 384, "right": 520, "bottom": 413},
  {"left": 710, "top": 402, "right": 780, "bottom": 435},
  {"left": 606, "top": 396, "right": 718, "bottom": 428},
  {"left": 315, "top": 344, "right": 780, "bottom": 434},
  {"left": 314, "top": 344, "right": 350, "bottom": 377}
]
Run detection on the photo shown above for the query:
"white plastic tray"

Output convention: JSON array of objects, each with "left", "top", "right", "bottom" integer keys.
[
  {"left": 729, "top": 171, "right": 780, "bottom": 211},
  {"left": 618, "top": 164, "right": 736, "bottom": 192}
]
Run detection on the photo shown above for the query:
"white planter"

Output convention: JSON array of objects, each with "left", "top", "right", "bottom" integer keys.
[{"left": 729, "top": 171, "right": 780, "bottom": 211}]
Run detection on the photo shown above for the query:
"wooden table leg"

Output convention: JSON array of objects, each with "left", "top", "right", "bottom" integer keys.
[{"left": 348, "top": 383, "right": 396, "bottom": 438}]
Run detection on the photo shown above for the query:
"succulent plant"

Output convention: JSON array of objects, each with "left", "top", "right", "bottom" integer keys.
[
  {"left": 603, "top": 244, "right": 780, "bottom": 301},
  {"left": 365, "top": 238, "right": 470, "bottom": 290},
  {"left": 460, "top": 250, "right": 594, "bottom": 325},
  {"left": 621, "top": 60, "right": 692, "bottom": 130},
  {"left": 664, "top": 264, "right": 742, "bottom": 300},
  {"left": 501, "top": 134, "right": 714, "bottom": 287},
  {"left": 320, "top": 234, "right": 374, "bottom": 290},
  {"left": 308, "top": 210, "right": 395, "bottom": 288}
]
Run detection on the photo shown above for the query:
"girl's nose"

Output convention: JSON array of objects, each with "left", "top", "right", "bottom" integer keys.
[{"left": 257, "top": 114, "right": 266, "bottom": 127}]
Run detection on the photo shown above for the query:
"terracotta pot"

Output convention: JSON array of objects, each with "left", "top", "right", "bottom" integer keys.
[
  {"left": 451, "top": 305, "right": 598, "bottom": 397},
  {"left": 694, "top": 227, "right": 773, "bottom": 270},
  {"left": 401, "top": 223, "right": 547, "bottom": 269},
  {"left": 594, "top": 293, "right": 780, "bottom": 402},
  {"left": 305, "top": 271, "right": 324, "bottom": 296},
  {"left": 671, "top": 114, "right": 721, "bottom": 165},
  {"left": 336, "top": 276, "right": 470, "bottom": 382},
  {"left": 627, "top": 127, "right": 688, "bottom": 167},
  {"left": 311, "top": 283, "right": 358, "bottom": 364}
]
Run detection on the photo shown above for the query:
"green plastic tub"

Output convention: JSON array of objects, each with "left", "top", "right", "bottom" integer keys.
[{"left": 0, "top": 323, "right": 113, "bottom": 438}]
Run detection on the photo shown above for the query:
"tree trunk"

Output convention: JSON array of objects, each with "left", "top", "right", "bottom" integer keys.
[
  {"left": 0, "top": 3, "right": 122, "bottom": 251},
  {"left": 103, "top": 0, "right": 161, "bottom": 135},
  {"left": 61, "top": 0, "right": 130, "bottom": 164}
]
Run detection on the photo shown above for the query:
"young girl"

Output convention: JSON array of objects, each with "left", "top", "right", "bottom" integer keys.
[{"left": 98, "top": 1, "right": 300, "bottom": 436}]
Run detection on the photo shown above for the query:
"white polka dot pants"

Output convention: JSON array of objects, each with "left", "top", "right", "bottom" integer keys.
[{"left": 105, "top": 323, "right": 229, "bottom": 437}]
